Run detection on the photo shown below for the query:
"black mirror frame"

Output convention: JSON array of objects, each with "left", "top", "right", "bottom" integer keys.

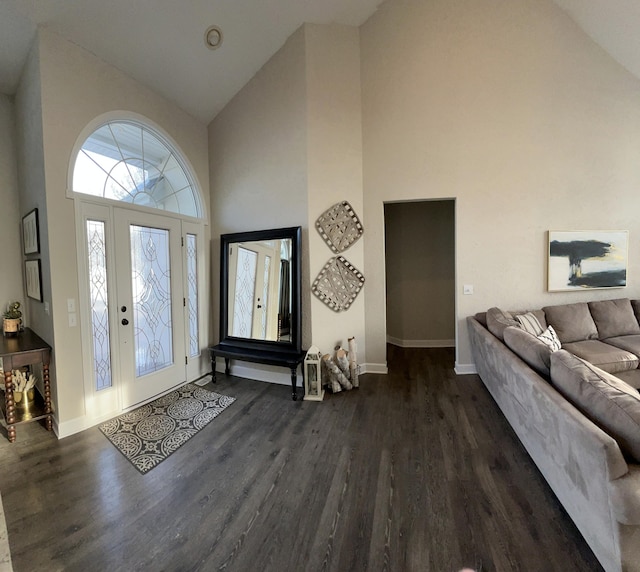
[{"left": 219, "top": 226, "right": 302, "bottom": 356}]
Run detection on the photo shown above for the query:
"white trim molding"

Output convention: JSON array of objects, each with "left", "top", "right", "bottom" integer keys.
[
  {"left": 387, "top": 335, "right": 455, "bottom": 348},
  {"left": 215, "top": 359, "right": 303, "bottom": 387},
  {"left": 360, "top": 362, "right": 388, "bottom": 374},
  {"left": 454, "top": 363, "right": 477, "bottom": 375}
]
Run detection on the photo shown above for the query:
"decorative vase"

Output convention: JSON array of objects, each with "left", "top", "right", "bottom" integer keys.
[
  {"left": 3, "top": 318, "right": 21, "bottom": 336},
  {"left": 14, "top": 388, "right": 34, "bottom": 405},
  {"left": 14, "top": 388, "right": 35, "bottom": 420}
]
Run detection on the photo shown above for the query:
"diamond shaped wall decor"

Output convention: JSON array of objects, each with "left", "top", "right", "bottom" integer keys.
[
  {"left": 311, "top": 256, "right": 365, "bottom": 312},
  {"left": 315, "top": 201, "right": 363, "bottom": 253}
]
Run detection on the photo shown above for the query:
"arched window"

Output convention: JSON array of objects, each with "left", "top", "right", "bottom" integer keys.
[{"left": 73, "top": 120, "right": 202, "bottom": 218}]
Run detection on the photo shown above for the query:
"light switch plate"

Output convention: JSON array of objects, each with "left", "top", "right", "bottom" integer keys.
[{"left": 463, "top": 284, "right": 474, "bottom": 295}]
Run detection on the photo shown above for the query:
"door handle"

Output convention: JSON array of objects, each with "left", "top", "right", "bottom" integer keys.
[{"left": 121, "top": 318, "right": 129, "bottom": 326}]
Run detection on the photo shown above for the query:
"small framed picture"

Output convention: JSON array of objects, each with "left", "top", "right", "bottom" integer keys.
[
  {"left": 25, "top": 260, "right": 43, "bottom": 302},
  {"left": 22, "top": 208, "right": 40, "bottom": 255}
]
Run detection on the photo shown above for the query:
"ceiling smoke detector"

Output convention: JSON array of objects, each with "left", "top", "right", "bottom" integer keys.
[{"left": 204, "top": 25, "right": 223, "bottom": 50}]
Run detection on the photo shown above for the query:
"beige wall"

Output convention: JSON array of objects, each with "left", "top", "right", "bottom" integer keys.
[
  {"left": 209, "top": 24, "right": 367, "bottom": 371},
  {"left": 384, "top": 200, "right": 455, "bottom": 345},
  {"left": 208, "top": 27, "right": 310, "bottom": 350},
  {"left": 15, "top": 39, "right": 53, "bottom": 350},
  {"left": 305, "top": 24, "right": 366, "bottom": 360},
  {"left": 0, "top": 95, "right": 24, "bottom": 313},
  {"left": 31, "top": 28, "right": 210, "bottom": 431},
  {"left": 361, "top": 0, "right": 640, "bottom": 370}
]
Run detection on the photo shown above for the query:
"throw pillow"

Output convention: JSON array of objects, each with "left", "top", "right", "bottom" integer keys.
[
  {"left": 515, "top": 312, "right": 544, "bottom": 336},
  {"left": 550, "top": 350, "right": 640, "bottom": 463},
  {"left": 537, "top": 325, "right": 561, "bottom": 352}
]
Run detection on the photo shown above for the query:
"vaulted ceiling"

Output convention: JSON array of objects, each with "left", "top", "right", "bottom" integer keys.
[{"left": 1, "top": 1, "right": 639, "bottom": 125}]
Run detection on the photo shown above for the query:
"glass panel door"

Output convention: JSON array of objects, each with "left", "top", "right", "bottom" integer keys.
[
  {"left": 232, "top": 246, "right": 258, "bottom": 338},
  {"left": 130, "top": 225, "right": 174, "bottom": 377},
  {"left": 114, "top": 208, "right": 185, "bottom": 409}
]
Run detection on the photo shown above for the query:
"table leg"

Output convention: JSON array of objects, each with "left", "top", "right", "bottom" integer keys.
[
  {"left": 224, "top": 358, "right": 230, "bottom": 376},
  {"left": 4, "top": 370, "right": 16, "bottom": 442},
  {"left": 290, "top": 365, "right": 298, "bottom": 401},
  {"left": 43, "top": 363, "right": 52, "bottom": 431},
  {"left": 210, "top": 351, "right": 217, "bottom": 383}
]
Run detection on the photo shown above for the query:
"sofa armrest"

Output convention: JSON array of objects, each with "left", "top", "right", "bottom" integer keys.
[{"left": 609, "top": 465, "right": 640, "bottom": 525}]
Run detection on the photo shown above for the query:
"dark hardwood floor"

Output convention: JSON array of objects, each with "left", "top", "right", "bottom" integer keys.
[{"left": 0, "top": 347, "right": 603, "bottom": 571}]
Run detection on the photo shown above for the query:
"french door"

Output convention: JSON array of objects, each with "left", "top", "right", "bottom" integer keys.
[
  {"left": 78, "top": 202, "right": 203, "bottom": 421},
  {"left": 227, "top": 241, "right": 280, "bottom": 341},
  {"left": 113, "top": 208, "right": 185, "bottom": 408}
]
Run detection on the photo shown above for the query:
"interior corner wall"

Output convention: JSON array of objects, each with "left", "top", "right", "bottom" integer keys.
[
  {"left": 35, "top": 28, "right": 210, "bottom": 431},
  {"left": 305, "top": 24, "right": 366, "bottom": 362},
  {"left": 208, "top": 27, "right": 310, "bottom": 349},
  {"left": 0, "top": 95, "right": 24, "bottom": 311},
  {"left": 360, "top": 0, "right": 640, "bottom": 370},
  {"left": 384, "top": 200, "right": 455, "bottom": 345}
]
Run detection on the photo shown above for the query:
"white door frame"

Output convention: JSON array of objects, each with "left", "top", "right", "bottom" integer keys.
[{"left": 76, "top": 199, "right": 206, "bottom": 425}]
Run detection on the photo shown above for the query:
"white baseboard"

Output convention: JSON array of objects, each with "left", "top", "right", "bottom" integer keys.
[
  {"left": 454, "top": 363, "right": 477, "bottom": 375},
  {"left": 216, "top": 359, "right": 303, "bottom": 387},
  {"left": 387, "top": 335, "right": 455, "bottom": 348},
  {"left": 56, "top": 415, "right": 88, "bottom": 439},
  {"left": 360, "top": 362, "right": 388, "bottom": 374}
]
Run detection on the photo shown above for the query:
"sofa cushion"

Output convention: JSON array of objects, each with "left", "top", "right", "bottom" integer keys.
[
  {"left": 543, "top": 302, "right": 598, "bottom": 343},
  {"left": 486, "top": 308, "right": 519, "bottom": 341},
  {"left": 503, "top": 326, "right": 552, "bottom": 377},
  {"left": 550, "top": 350, "right": 640, "bottom": 463},
  {"left": 616, "top": 369, "right": 640, "bottom": 390},
  {"left": 631, "top": 299, "right": 640, "bottom": 325},
  {"left": 588, "top": 298, "right": 640, "bottom": 339},
  {"left": 474, "top": 312, "right": 488, "bottom": 328},
  {"left": 602, "top": 334, "right": 640, "bottom": 360},
  {"left": 562, "top": 340, "right": 639, "bottom": 374}
]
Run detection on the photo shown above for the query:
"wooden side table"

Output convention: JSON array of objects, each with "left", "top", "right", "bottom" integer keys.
[{"left": 0, "top": 328, "right": 52, "bottom": 442}]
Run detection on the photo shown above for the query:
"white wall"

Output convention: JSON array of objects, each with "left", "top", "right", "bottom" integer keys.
[
  {"left": 384, "top": 200, "right": 455, "bottom": 346},
  {"left": 0, "top": 95, "right": 24, "bottom": 314},
  {"left": 209, "top": 24, "right": 367, "bottom": 372},
  {"left": 305, "top": 24, "right": 366, "bottom": 363},
  {"left": 361, "top": 0, "right": 640, "bottom": 370},
  {"left": 29, "top": 28, "right": 210, "bottom": 432},
  {"left": 208, "top": 26, "right": 310, "bottom": 350},
  {"left": 15, "top": 39, "right": 53, "bottom": 351}
]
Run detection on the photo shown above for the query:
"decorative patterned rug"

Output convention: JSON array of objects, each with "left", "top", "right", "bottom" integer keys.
[{"left": 99, "top": 383, "right": 235, "bottom": 474}]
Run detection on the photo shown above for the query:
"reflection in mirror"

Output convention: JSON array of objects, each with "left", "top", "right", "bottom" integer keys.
[
  {"left": 228, "top": 238, "right": 292, "bottom": 342},
  {"left": 219, "top": 226, "right": 301, "bottom": 355}
]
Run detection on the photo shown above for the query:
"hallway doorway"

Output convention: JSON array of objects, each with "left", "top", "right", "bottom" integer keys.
[{"left": 383, "top": 199, "right": 456, "bottom": 360}]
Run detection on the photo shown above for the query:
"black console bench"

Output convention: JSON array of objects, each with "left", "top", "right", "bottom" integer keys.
[{"left": 209, "top": 344, "right": 306, "bottom": 401}]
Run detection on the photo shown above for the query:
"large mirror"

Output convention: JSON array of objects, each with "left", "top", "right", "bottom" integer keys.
[{"left": 219, "top": 226, "right": 302, "bottom": 355}]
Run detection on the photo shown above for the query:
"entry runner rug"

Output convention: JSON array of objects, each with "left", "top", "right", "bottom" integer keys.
[{"left": 100, "top": 383, "right": 235, "bottom": 474}]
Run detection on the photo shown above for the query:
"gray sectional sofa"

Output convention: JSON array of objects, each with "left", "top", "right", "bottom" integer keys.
[{"left": 468, "top": 298, "right": 640, "bottom": 572}]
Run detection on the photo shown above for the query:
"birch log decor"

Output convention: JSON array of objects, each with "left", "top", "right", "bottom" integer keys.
[{"left": 348, "top": 337, "right": 359, "bottom": 388}]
